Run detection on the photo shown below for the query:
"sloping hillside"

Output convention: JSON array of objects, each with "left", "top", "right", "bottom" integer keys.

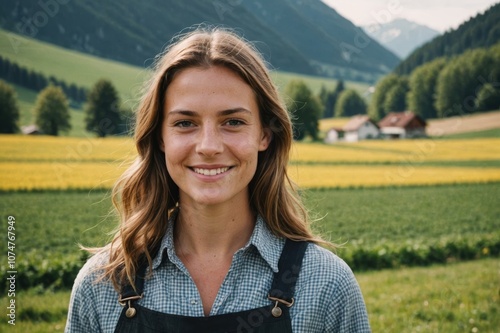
[
  {"left": 0, "top": 0, "right": 398, "bottom": 80},
  {"left": 242, "top": 0, "right": 400, "bottom": 79},
  {"left": 394, "top": 2, "right": 500, "bottom": 74}
]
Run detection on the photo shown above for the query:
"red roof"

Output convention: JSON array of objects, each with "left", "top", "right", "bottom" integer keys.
[{"left": 378, "top": 111, "right": 426, "bottom": 128}]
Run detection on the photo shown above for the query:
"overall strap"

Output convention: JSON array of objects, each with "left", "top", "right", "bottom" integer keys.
[
  {"left": 118, "top": 263, "right": 148, "bottom": 318},
  {"left": 269, "top": 239, "right": 309, "bottom": 303}
]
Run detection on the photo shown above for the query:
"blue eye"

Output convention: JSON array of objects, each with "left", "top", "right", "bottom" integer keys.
[
  {"left": 226, "top": 119, "right": 244, "bottom": 126},
  {"left": 175, "top": 121, "right": 194, "bottom": 127}
]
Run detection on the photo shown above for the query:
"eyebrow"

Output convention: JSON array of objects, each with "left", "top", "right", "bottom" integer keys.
[{"left": 167, "top": 108, "right": 252, "bottom": 117}]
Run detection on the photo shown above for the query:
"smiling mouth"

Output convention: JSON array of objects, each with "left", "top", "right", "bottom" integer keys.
[{"left": 192, "top": 167, "right": 230, "bottom": 176}]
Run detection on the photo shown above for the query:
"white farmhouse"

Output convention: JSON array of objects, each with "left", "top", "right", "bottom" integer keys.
[{"left": 342, "top": 115, "right": 380, "bottom": 142}]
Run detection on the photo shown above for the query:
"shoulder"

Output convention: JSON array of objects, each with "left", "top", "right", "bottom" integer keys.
[
  {"left": 301, "top": 243, "right": 355, "bottom": 285},
  {"left": 69, "top": 249, "right": 117, "bottom": 309},
  {"left": 72, "top": 250, "right": 111, "bottom": 294},
  {"left": 66, "top": 250, "right": 121, "bottom": 333},
  {"left": 291, "top": 243, "right": 371, "bottom": 332}
]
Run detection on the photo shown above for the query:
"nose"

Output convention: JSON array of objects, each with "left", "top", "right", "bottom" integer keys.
[{"left": 195, "top": 123, "right": 224, "bottom": 157}]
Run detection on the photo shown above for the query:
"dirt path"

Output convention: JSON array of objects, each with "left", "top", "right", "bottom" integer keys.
[{"left": 426, "top": 110, "right": 500, "bottom": 136}]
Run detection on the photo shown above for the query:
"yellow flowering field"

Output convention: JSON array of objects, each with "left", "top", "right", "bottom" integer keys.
[
  {"left": 287, "top": 165, "right": 500, "bottom": 188},
  {"left": 2, "top": 161, "right": 498, "bottom": 191},
  {"left": 0, "top": 161, "right": 129, "bottom": 191},
  {"left": 0, "top": 134, "right": 136, "bottom": 162},
  {"left": 291, "top": 138, "right": 500, "bottom": 163},
  {"left": 1, "top": 135, "right": 500, "bottom": 190}
]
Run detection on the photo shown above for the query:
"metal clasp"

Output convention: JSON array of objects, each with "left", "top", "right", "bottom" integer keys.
[
  {"left": 118, "top": 294, "right": 144, "bottom": 318},
  {"left": 268, "top": 295, "right": 294, "bottom": 318}
]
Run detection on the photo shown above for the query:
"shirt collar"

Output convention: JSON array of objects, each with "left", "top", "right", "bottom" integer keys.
[{"left": 151, "top": 212, "right": 284, "bottom": 273}]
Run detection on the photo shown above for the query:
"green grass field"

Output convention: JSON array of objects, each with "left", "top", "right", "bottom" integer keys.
[
  {"left": 0, "top": 181, "right": 498, "bottom": 332},
  {"left": 306, "top": 184, "right": 500, "bottom": 245},
  {"left": 1, "top": 184, "right": 498, "bottom": 261},
  {"left": 2, "top": 259, "right": 497, "bottom": 332}
]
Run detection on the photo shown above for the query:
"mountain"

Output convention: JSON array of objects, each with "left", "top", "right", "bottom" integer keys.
[
  {"left": 362, "top": 19, "right": 440, "bottom": 59},
  {"left": 0, "top": 0, "right": 399, "bottom": 81},
  {"left": 241, "top": 0, "right": 400, "bottom": 80},
  {"left": 394, "top": 2, "right": 500, "bottom": 75}
]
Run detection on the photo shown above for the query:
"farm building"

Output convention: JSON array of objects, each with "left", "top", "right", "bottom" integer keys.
[
  {"left": 21, "top": 125, "right": 42, "bottom": 135},
  {"left": 324, "top": 127, "right": 344, "bottom": 143},
  {"left": 378, "top": 111, "right": 427, "bottom": 139},
  {"left": 342, "top": 115, "right": 380, "bottom": 142}
]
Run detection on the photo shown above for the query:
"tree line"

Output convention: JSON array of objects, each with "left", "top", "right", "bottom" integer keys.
[
  {"left": 285, "top": 79, "right": 367, "bottom": 140},
  {"left": 0, "top": 78, "right": 132, "bottom": 136},
  {"left": 369, "top": 43, "right": 500, "bottom": 121},
  {"left": 285, "top": 42, "right": 500, "bottom": 140},
  {"left": 0, "top": 56, "right": 87, "bottom": 103},
  {"left": 5, "top": 43, "right": 497, "bottom": 140}
]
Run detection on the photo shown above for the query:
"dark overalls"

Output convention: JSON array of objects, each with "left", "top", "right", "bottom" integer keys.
[{"left": 114, "top": 240, "right": 309, "bottom": 333}]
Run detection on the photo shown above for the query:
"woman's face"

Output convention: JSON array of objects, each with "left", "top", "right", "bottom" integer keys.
[{"left": 161, "top": 65, "right": 271, "bottom": 208}]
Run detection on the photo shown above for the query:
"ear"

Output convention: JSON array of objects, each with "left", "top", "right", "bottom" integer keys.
[{"left": 258, "top": 127, "right": 272, "bottom": 151}]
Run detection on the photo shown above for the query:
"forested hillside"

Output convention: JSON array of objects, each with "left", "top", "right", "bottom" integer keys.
[
  {"left": 394, "top": 2, "right": 500, "bottom": 74},
  {"left": 0, "top": 0, "right": 398, "bottom": 81},
  {"left": 242, "top": 0, "right": 400, "bottom": 80}
]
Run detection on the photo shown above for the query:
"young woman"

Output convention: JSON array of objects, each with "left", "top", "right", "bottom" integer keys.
[{"left": 66, "top": 28, "right": 371, "bottom": 332}]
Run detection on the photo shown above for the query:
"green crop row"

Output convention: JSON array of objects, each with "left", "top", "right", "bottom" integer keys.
[
  {"left": 338, "top": 235, "right": 500, "bottom": 271},
  {"left": 2, "top": 253, "right": 88, "bottom": 294},
  {"left": 2, "top": 235, "right": 499, "bottom": 294}
]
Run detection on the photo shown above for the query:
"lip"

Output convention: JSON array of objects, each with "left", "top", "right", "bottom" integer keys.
[{"left": 189, "top": 164, "right": 233, "bottom": 178}]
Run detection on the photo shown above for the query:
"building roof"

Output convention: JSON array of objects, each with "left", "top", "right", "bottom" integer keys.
[
  {"left": 378, "top": 111, "right": 426, "bottom": 128},
  {"left": 343, "top": 115, "right": 377, "bottom": 132},
  {"left": 21, "top": 124, "right": 42, "bottom": 135}
]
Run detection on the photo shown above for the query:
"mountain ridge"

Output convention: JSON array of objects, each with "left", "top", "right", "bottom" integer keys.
[
  {"left": 363, "top": 18, "right": 440, "bottom": 59},
  {"left": 0, "top": 0, "right": 399, "bottom": 81}
]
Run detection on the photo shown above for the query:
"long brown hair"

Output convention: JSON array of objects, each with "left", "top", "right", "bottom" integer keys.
[{"left": 95, "top": 27, "right": 325, "bottom": 291}]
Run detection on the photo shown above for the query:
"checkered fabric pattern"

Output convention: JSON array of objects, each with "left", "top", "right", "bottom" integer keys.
[{"left": 65, "top": 215, "right": 371, "bottom": 332}]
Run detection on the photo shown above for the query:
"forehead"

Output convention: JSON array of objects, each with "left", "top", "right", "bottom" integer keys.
[{"left": 164, "top": 66, "right": 259, "bottom": 114}]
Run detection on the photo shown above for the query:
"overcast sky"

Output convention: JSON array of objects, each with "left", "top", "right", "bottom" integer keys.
[{"left": 322, "top": 0, "right": 499, "bottom": 32}]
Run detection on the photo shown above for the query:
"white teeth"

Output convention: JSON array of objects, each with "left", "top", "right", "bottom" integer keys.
[{"left": 193, "top": 167, "right": 229, "bottom": 176}]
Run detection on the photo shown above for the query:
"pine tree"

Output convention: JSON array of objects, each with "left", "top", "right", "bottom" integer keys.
[
  {"left": 0, "top": 80, "right": 20, "bottom": 133},
  {"left": 85, "top": 79, "right": 122, "bottom": 137}
]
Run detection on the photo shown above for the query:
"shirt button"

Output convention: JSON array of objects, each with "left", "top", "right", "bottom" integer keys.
[{"left": 190, "top": 299, "right": 198, "bottom": 305}]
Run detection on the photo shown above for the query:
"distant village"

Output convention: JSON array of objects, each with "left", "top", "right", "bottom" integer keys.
[{"left": 324, "top": 111, "right": 426, "bottom": 143}]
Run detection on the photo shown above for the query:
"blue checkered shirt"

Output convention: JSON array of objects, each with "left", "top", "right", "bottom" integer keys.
[{"left": 65, "top": 215, "right": 371, "bottom": 332}]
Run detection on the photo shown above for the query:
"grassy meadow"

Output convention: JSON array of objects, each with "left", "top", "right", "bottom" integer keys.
[
  {"left": 0, "top": 28, "right": 367, "bottom": 97},
  {"left": 1, "top": 27, "right": 370, "bottom": 138}
]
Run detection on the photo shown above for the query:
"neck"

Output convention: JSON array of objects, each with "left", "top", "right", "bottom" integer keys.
[{"left": 174, "top": 201, "right": 255, "bottom": 257}]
